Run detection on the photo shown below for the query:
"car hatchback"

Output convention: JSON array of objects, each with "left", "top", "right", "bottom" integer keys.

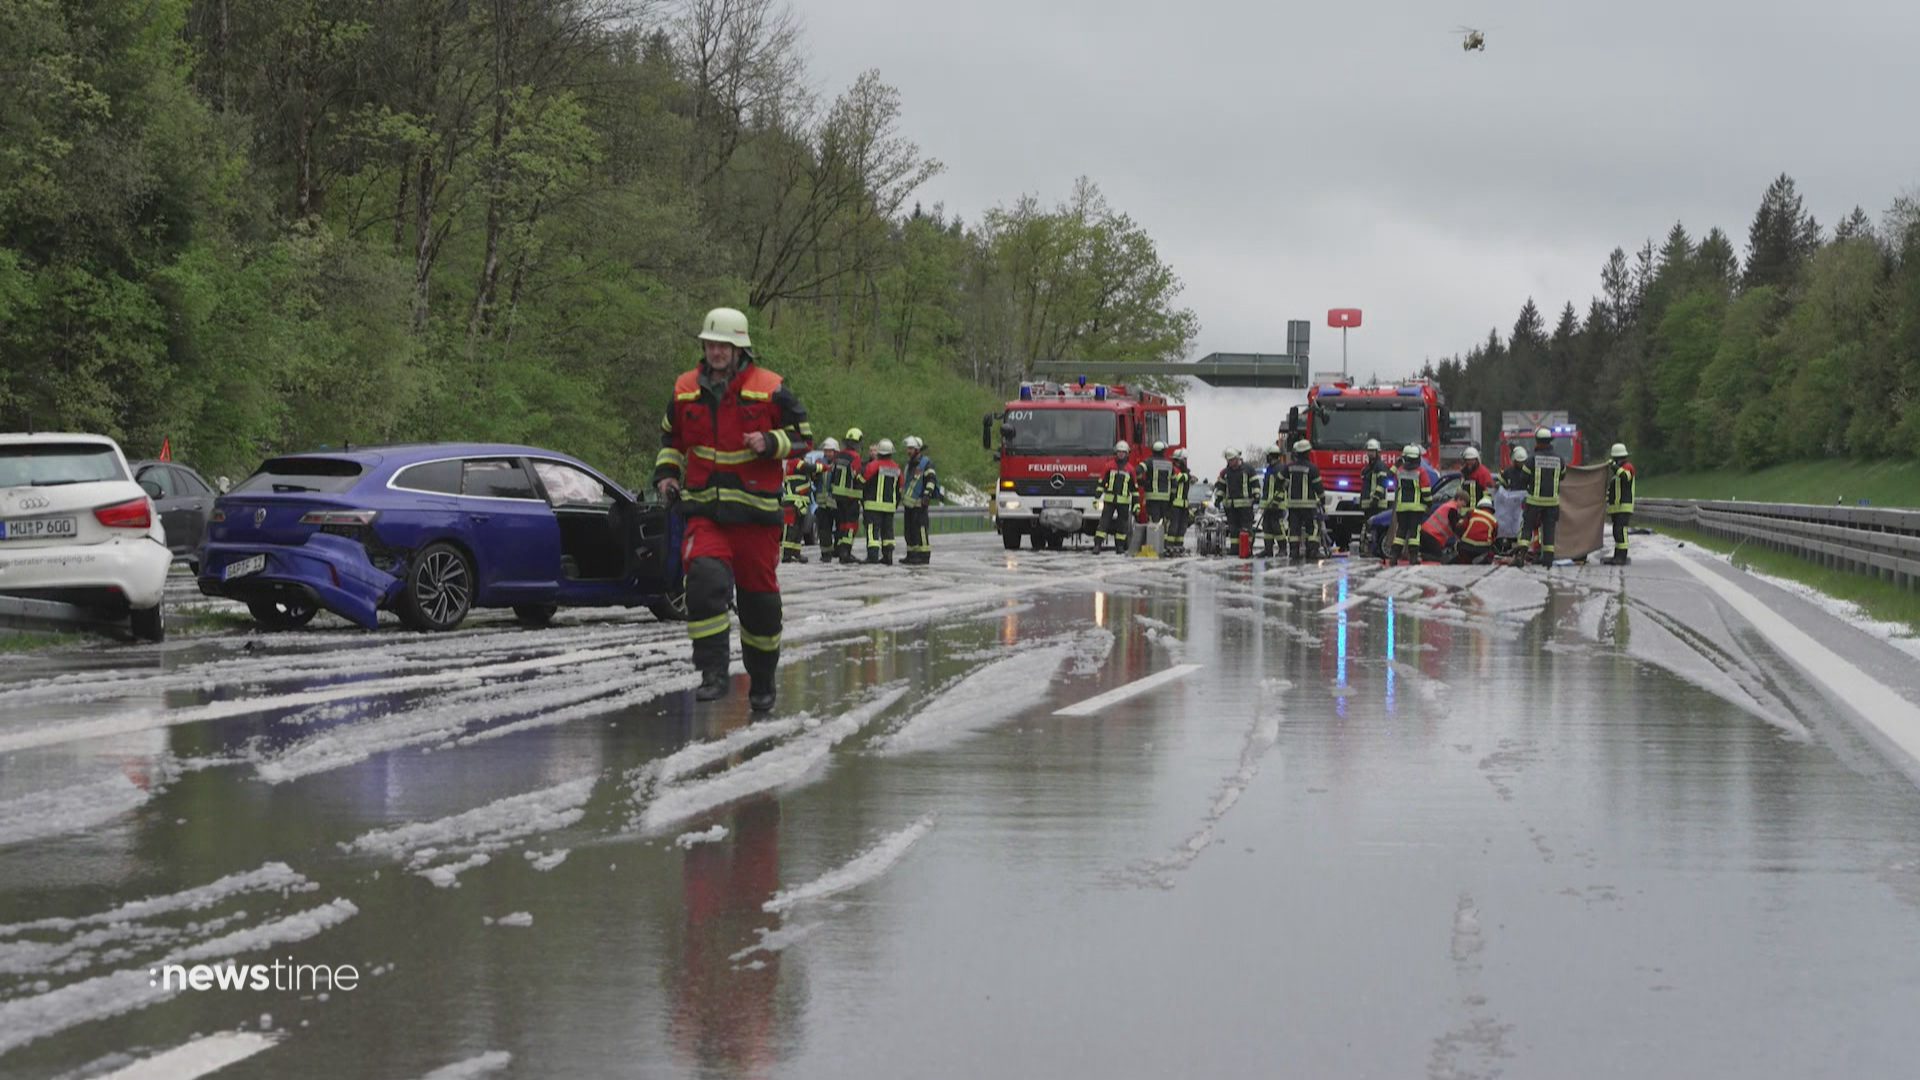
[
  {"left": 196, "top": 443, "right": 683, "bottom": 631},
  {"left": 0, "top": 433, "right": 172, "bottom": 641}
]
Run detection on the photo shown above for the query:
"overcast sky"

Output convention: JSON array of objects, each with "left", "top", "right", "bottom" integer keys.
[{"left": 794, "top": 0, "right": 1920, "bottom": 460}]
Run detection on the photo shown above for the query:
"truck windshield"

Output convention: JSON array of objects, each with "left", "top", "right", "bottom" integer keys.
[
  {"left": 1002, "top": 408, "right": 1118, "bottom": 456},
  {"left": 1311, "top": 403, "right": 1429, "bottom": 450},
  {"left": 1506, "top": 435, "right": 1576, "bottom": 462}
]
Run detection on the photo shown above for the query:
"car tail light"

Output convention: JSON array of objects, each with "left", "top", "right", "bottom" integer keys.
[
  {"left": 300, "top": 509, "right": 379, "bottom": 538},
  {"left": 299, "top": 510, "right": 379, "bottom": 526},
  {"left": 95, "top": 497, "right": 153, "bottom": 529},
  {"left": 211, "top": 508, "right": 226, "bottom": 523}
]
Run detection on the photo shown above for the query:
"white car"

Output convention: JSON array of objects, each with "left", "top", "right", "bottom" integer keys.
[{"left": 0, "top": 433, "right": 171, "bottom": 641}]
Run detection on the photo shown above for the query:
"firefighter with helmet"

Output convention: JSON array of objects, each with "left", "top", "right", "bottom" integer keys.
[
  {"left": 1258, "top": 443, "right": 1287, "bottom": 558},
  {"left": 1459, "top": 446, "right": 1496, "bottom": 508},
  {"left": 655, "top": 306, "right": 812, "bottom": 710},
  {"left": 1284, "top": 439, "right": 1325, "bottom": 561},
  {"left": 1094, "top": 441, "right": 1137, "bottom": 554},
  {"left": 1605, "top": 443, "right": 1635, "bottom": 565},
  {"left": 1359, "top": 438, "right": 1391, "bottom": 533},
  {"left": 902, "top": 435, "right": 943, "bottom": 565},
  {"left": 1216, "top": 447, "right": 1256, "bottom": 554},
  {"left": 1167, "top": 447, "right": 1191, "bottom": 555},
  {"left": 1521, "top": 427, "right": 1565, "bottom": 567},
  {"left": 1388, "top": 444, "right": 1432, "bottom": 566},
  {"left": 827, "top": 429, "right": 865, "bottom": 563},
  {"left": 861, "top": 439, "right": 903, "bottom": 565},
  {"left": 1456, "top": 496, "right": 1500, "bottom": 565},
  {"left": 814, "top": 438, "right": 840, "bottom": 561},
  {"left": 1138, "top": 440, "right": 1177, "bottom": 538}
]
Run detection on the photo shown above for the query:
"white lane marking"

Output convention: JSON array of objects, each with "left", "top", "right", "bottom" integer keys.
[
  {"left": 1668, "top": 551, "right": 1920, "bottom": 771},
  {"left": 1054, "top": 664, "right": 1203, "bottom": 717},
  {"left": 1319, "top": 595, "right": 1370, "bottom": 616},
  {"left": 95, "top": 1032, "right": 277, "bottom": 1080}
]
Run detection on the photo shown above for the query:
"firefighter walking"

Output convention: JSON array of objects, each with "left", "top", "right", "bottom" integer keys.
[
  {"left": 1167, "top": 448, "right": 1191, "bottom": 555},
  {"left": 1094, "top": 441, "right": 1137, "bottom": 553},
  {"left": 902, "top": 435, "right": 942, "bottom": 565},
  {"left": 1520, "top": 428, "right": 1565, "bottom": 567},
  {"left": 1605, "top": 443, "right": 1635, "bottom": 565},
  {"left": 862, "top": 439, "right": 903, "bottom": 565},
  {"left": 1258, "top": 444, "right": 1287, "bottom": 558},
  {"left": 1284, "top": 439, "right": 1324, "bottom": 561},
  {"left": 1389, "top": 444, "right": 1431, "bottom": 566},
  {"left": 827, "top": 430, "right": 865, "bottom": 564},
  {"left": 655, "top": 307, "right": 812, "bottom": 710},
  {"left": 780, "top": 458, "right": 813, "bottom": 564}
]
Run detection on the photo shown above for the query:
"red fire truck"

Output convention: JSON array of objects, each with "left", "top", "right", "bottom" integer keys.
[
  {"left": 1286, "top": 377, "right": 1451, "bottom": 550},
  {"left": 1497, "top": 411, "right": 1585, "bottom": 468},
  {"left": 983, "top": 379, "right": 1186, "bottom": 550}
]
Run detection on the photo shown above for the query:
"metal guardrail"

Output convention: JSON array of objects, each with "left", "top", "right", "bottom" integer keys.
[
  {"left": 1638, "top": 498, "right": 1920, "bottom": 591},
  {"left": 921, "top": 506, "right": 991, "bottom": 534}
]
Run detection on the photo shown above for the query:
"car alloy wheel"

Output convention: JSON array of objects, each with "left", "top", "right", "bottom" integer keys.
[{"left": 400, "top": 543, "right": 474, "bottom": 632}]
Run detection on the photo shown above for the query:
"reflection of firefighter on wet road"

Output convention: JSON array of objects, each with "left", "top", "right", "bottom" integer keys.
[{"left": 672, "top": 796, "right": 785, "bottom": 1077}]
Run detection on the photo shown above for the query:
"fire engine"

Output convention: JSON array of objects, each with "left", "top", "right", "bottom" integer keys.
[
  {"left": 1497, "top": 411, "right": 1584, "bottom": 467},
  {"left": 983, "top": 379, "right": 1186, "bottom": 550},
  {"left": 1285, "top": 376, "right": 1451, "bottom": 551}
]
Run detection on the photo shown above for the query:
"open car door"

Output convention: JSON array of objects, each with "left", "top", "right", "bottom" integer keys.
[{"left": 630, "top": 496, "right": 687, "bottom": 622}]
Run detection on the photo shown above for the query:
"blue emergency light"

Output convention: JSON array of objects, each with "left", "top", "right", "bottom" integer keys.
[
  {"left": 1337, "top": 479, "right": 1350, "bottom": 488},
  {"left": 1397, "top": 386, "right": 1421, "bottom": 396},
  {"left": 1094, "top": 385, "right": 1107, "bottom": 401},
  {"left": 1078, "top": 374, "right": 1088, "bottom": 387},
  {"left": 1320, "top": 387, "right": 1343, "bottom": 396},
  {"left": 1018, "top": 384, "right": 1033, "bottom": 400}
]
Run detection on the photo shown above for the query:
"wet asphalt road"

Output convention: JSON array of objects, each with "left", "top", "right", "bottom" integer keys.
[{"left": 4, "top": 535, "right": 1920, "bottom": 1079}]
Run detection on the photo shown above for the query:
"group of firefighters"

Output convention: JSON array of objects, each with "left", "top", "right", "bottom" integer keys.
[
  {"left": 651, "top": 305, "right": 1639, "bottom": 711},
  {"left": 1086, "top": 427, "right": 1638, "bottom": 569},
  {"left": 780, "top": 427, "right": 946, "bottom": 568}
]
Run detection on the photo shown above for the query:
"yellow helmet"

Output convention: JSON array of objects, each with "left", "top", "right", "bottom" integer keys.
[
  {"left": 845, "top": 427, "right": 864, "bottom": 442},
  {"left": 697, "top": 307, "right": 751, "bottom": 347}
]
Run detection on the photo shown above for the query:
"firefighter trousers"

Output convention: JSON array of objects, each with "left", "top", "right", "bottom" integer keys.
[
  {"left": 1096, "top": 503, "right": 1131, "bottom": 549},
  {"left": 1287, "top": 508, "right": 1318, "bottom": 558},
  {"left": 904, "top": 506, "right": 931, "bottom": 563},
  {"left": 781, "top": 508, "right": 806, "bottom": 561},
  {"left": 835, "top": 501, "right": 863, "bottom": 560},
  {"left": 863, "top": 509, "right": 895, "bottom": 564},
  {"left": 682, "top": 517, "right": 782, "bottom": 688},
  {"left": 1224, "top": 507, "right": 1254, "bottom": 548},
  {"left": 1522, "top": 503, "right": 1560, "bottom": 561},
  {"left": 1260, "top": 506, "right": 1286, "bottom": 552},
  {"left": 1393, "top": 511, "right": 1425, "bottom": 561},
  {"left": 1610, "top": 512, "right": 1632, "bottom": 558},
  {"left": 1455, "top": 540, "right": 1494, "bottom": 565},
  {"left": 1167, "top": 506, "right": 1187, "bottom": 551}
]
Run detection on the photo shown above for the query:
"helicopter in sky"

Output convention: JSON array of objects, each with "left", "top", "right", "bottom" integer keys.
[{"left": 1455, "top": 26, "right": 1487, "bottom": 51}]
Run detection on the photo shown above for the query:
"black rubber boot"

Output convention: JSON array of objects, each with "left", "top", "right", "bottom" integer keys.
[
  {"left": 693, "top": 634, "right": 730, "bottom": 702},
  {"left": 793, "top": 552, "right": 809, "bottom": 564}
]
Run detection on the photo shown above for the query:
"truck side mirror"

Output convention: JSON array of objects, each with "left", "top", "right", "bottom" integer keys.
[
  {"left": 981, "top": 414, "right": 994, "bottom": 450},
  {"left": 1287, "top": 406, "right": 1299, "bottom": 435}
]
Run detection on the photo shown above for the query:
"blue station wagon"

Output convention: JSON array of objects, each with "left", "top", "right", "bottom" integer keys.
[{"left": 197, "top": 444, "right": 684, "bottom": 631}]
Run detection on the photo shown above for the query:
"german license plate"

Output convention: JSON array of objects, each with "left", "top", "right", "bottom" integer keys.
[
  {"left": 0, "top": 517, "right": 77, "bottom": 541},
  {"left": 1042, "top": 499, "right": 1073, "bottom": 508},
  {"left": 223, "top": 554, "right": 266, "bottom": 581}
]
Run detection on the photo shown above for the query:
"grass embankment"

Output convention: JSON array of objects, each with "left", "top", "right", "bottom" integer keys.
[
  {"left": 0, "top": 630, "right": 89, "bottom": 652},
  {"left": 1653, "top": 522, "right": 1920, "bottom": 636},
  {"left": 1637, "top": 460, "right": 1920, "bottom": 508},
  {"left": 774, "top": 351, "right": 1006, "bottom": 493}
]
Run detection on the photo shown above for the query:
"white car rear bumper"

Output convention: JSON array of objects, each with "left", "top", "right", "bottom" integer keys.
[{"left": 0, "top": 536, "right": 172, "bottom": 609}]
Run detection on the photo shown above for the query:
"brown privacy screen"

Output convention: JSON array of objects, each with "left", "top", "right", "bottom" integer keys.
[{"left": 1555, "top": 464, "right": 1611, "bottom": 561}]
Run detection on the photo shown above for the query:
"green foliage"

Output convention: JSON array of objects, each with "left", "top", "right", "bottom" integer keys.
[
  {"left": 0, "top": 0, "right": 1198, "bottom": 491},
  {"left": 1655, "top": 523, "right": 1920, "bottom": 634},
  {"left": 1427, "top": 174, "right": 1920, "bottom": 476},
  {"left": 1638, "top": 459, "right": 1920, "bottom": 508}
]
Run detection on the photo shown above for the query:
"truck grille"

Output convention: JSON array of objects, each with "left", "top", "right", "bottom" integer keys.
[{"left": 1013, "top": 477, "right": 1098, "bottom": 497}]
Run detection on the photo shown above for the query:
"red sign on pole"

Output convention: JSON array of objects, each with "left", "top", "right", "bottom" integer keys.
[{"left": 1327, "top": 308, "right": 1363, "bottom": 328}]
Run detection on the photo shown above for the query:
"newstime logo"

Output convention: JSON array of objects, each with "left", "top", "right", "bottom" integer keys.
[{"left": 151, "top": 958, "right": 360, "bottom": 992}]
